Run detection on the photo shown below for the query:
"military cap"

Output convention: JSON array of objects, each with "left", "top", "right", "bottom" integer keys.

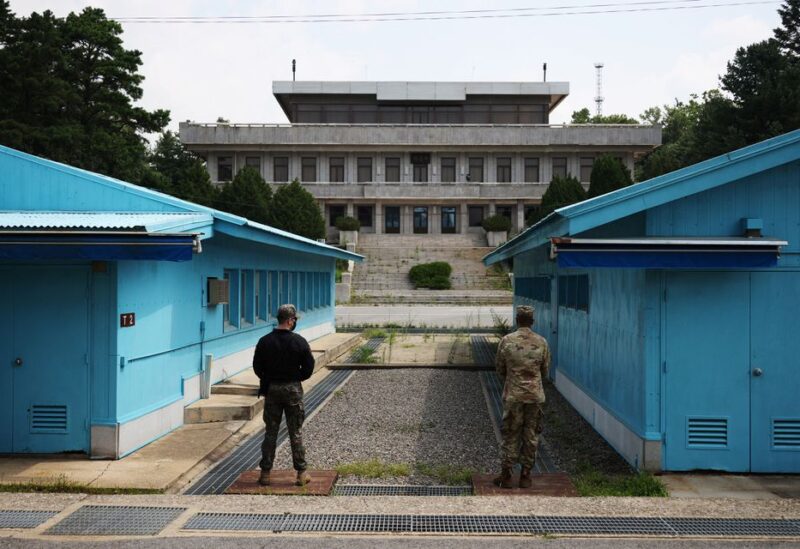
[
  {"left": 277, "top": 303, "right": 299, "bottom": 323},
  {"left": 515, "top": 305, "right": 535, "bottom": 323}
]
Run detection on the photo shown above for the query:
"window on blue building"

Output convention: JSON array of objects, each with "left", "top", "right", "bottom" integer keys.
[
  {"left": 223, "top": 269, "right": 238, "bottom": 331},
  {"left": 256, "top": 270, "right": 267, "bottom": 322},
  {"left": 558, "top": 274, "right": 589, "bottom": 312},
  {"left": 241, "top": 270, "right": 254, "bottom": 327}
]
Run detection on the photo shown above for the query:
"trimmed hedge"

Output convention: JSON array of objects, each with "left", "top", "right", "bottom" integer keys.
[
  {"left": 481, "top": 214, "right": 512, "bottom": 232},
  {"left": 335, "top": 215, "right": 361, "bottom": 231},
  {"left": 409, "top": 261, "right": 452, "bottom": 289}
]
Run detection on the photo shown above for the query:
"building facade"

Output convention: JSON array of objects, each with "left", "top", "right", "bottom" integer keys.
[
  {"left": 180, "top": 81, "right": 662, "bottom": 240},
  {"left": 0, "top": 145, "right": 360, "bottom": 459},
  {"left": 485, "top": 129, "right": 800, "bottom": 473}
]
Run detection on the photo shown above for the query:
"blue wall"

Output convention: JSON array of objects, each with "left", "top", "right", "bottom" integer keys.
[{"left": 115, "top": 233, "right": 335, "bottom": 422}]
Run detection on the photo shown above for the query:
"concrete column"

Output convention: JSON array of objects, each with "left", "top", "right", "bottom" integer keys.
[
  {"left": 489, "top": 202, "right": 497, "bottom": 216},
  {"left": 460, "top": 203, "right": 468, "bottom": 234},
  {"left": 516, "top": 201, "right": 525, "bottom": 232},
  {"left": 403, "top": 205, "right": 412, "bottom": 234},
  {"left": 374, "top": 201, "right": 383, "bottom": 234},
  {"left": 430, "top": 205, "right": 440, "bottom": 234},
  {"left": 346, "top": 202, "right": 354, "bottom": 217}
]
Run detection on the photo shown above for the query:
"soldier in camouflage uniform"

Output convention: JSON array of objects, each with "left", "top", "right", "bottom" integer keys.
[
  {"left": 253, "top": 304, "right": 315, "bottom": 486},
  {"left": 493, "top": 305, "right": 551, "bottom": 488}
]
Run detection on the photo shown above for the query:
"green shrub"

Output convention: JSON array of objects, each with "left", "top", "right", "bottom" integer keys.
[
  {"left": 481, "top": 214, "right": 512, "bottom": 232},
  {"left": 335, "top": 215, "right": 361, "bottom": 231},
  {"left": 409, "top": 261, "right": 452, "bottom": 289}
]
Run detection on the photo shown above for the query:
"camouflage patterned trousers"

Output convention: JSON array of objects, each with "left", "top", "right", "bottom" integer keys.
[
  {"left": 259, "top": 381, "right": 307, "bottom": 472},
  {"left": 500, "top": 401, "right": 543, "bottom": 469}
]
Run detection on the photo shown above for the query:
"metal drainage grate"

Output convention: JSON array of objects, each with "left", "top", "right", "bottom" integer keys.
[
  {"left": 182, "top": 513, "right": 800, "bottom": 536},
  {"left": 666, "top": 518, "right": 800, "bottom": 537},
  {"left": 184, "top": 513, "right": 285, "bottom": 532},
  {"left": 46, "top": 506, "right": 186, "bottom": 536},
  {"left": 185, "top": 369, "right": 353, "bottom": 495},
  {"left": 343, "top": 336, "right": 384, "bottom": 363},
  {"left": 333, "top": 484, "right": 472, "bottom": 496},
  {"left": 470, "top": 335, "right": 496, "bottom": 367},
  {"left": 538, "top": 516, "right": 675, "bottom": 536},
  {"left": 0, "top": 510, "right": 58, "bottom": 529}
]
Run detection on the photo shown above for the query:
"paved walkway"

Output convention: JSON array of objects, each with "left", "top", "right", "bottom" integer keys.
[{"left": 336, "top": 305, "right": 512, "bottom": 328}]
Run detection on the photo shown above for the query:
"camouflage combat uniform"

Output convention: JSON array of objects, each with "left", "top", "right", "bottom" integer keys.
[
  {"left": 259, "top": 381, "right": 307, "bottom": 472},
  {"left": 495, "top": 323, "right": 551, "bottom": 469}
]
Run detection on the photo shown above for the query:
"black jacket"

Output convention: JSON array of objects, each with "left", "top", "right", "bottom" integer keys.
[{"left": 252, "top": 328, "right": 315, "bottom": 395}]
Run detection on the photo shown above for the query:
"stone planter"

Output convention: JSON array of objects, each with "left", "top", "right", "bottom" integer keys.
[
  {"left": 339, "top": 230, "right": 358, "bottom": 247},
  {"left": 486, "top": 230, "right": 508, "bottom": 247}
]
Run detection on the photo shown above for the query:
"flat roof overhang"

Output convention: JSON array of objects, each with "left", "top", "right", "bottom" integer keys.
[
  {"left": 550, "top": 237, "right": 788, "bottom": 269},
  {"left": 0, "top": 231, "right": 201, "bottom": 262}
]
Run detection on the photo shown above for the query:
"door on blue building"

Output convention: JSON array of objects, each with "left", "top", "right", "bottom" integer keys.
[
  {"left": 0, "top": 266, "right": 90, "bottom": 454},
  {"left": 665, "top": 271, "right": 800, "bottom": 473}
]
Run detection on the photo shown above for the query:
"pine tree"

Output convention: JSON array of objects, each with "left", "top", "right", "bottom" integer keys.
[
  {"left": 269, "top": 180, "right": 326, "bottom": 240},
  {"left": 217, "top": 167, "right": 272, "bottom": 225},
  {"left": 588, "top": 155, "right": 632, "bottom": 198}
]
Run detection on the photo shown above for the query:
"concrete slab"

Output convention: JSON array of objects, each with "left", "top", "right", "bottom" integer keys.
[
  {"left": 367, "top": 334, "right": 474, "bottom": 365},
  {"left": 662, "top": 474, "right": 800, "bottom": 499},
  {"left": 472, "top": 473, "right": 579, "bottom": 497},
  {"left": 226, "top": 469, "right": 338, "bottom": 495},
  {"left": 0, "top": 421, "right": 245, "bottom": 490},
  {"left": 184, "top": 394, "right": 265, "bottom": 424}
]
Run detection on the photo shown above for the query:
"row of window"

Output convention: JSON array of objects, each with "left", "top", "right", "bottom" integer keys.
[
  {"left": 216, "top": 155, "right": 600, "bottom": 184},
  {"left": 291, "top": 103, "right": 548, "bottom": 125},
  {"left": 221, "top": 269, "right": 331, "bottom": 331},
  {"left": 516, "top": 274, "right": 590, "bottom": 312},
  {"left": 328, "top": 204, "right": 538, "bottom": 232}
]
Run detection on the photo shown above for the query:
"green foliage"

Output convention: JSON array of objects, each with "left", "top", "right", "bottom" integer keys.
[
  {"left": 416, "top": 463, "right": 476, "bottom": 485},
  {"left": 587, "top": 154, "right": 633, "bottom": 199},
  {"left": 409, "top": 261, "right": 452, "bottom": 289},
  {"left": 0, "top": 4, "right": 169, "bottom": 182},
  {"left": 0, "top": 474, "right": 162, "bottom": 495},
  {"left": 143, "top": 131, "right": 218, "bottom": 207},
  {"left": 335, "top": 215, "right": 361, "bottom": 231},
  {"left": 216, "top": 167, "right": 272, "bottom": 224},
  {"left": 491, "top": 312, "right": 512, "bottom": 338},
  {"left": 481, "top": 214, "right": 513, "bottom": 232},
  {"left": 350, "top": 345, "right": 378, "bottom": 364},
  {"left": 363, "top": 328, "right": 387, "bottom": 339},
  {"left": 775, "top": 0, "right": 800, "bottom": 55},
  {"left": 529, "top": 175, "right": 586, "bottom": 224},
  {"left": 269, "top": 179, "right": 325, "bottom": 240},
  {"left": 573, "top": 464, "right": 668, "bottom": 497},
  {"left": 336, "top": 459, "right": 410, "bottom": 478},
  {"left": 571, "top": 107, "right": 639, "bottom": 125}
]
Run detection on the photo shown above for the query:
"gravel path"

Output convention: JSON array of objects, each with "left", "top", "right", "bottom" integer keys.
[{"left": 273, "top": 369, "right": 500, "bottom": 484}]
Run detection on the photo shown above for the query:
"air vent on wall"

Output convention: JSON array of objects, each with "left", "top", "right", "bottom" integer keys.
[
  {"left": 30, "top": 405, "right": 68, "bottom": 433},
  {"left": 772, "top": 419, "right": 800, "bottom": 449},
  {"left": 687, "top": 417, "right": 728, "bottom": 448}
]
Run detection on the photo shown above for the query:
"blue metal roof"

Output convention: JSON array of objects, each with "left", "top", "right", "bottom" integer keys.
[
  {"left": 484, "top": 128, "right": 800, "bottom": 265},
  {"left": 0, "top": 211, "right": 213, "bottom": 233},
  {"left": 0, "top": 145, "right": 363, "bottom": 262}
]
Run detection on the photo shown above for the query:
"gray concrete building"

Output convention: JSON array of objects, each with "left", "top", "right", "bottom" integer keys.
[{"left": 180, "top": 81, "right": 661, "bottom": 240}]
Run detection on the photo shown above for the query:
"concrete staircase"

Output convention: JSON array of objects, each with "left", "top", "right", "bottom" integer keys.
[{"left": 351, "top": 233, "right": 512, "bottom": 305}]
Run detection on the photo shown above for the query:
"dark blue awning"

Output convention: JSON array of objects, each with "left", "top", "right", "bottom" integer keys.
[
  {"left": 552, "top": 237, "right": 787, "bottom": 269},
  {"left": 0, "top": 233, "right": 198, "bottom": 261}
]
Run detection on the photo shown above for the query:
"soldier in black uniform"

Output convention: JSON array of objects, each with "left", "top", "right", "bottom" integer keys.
[{"left": 253, "top": 304, "right": 315, "bottom": 486}]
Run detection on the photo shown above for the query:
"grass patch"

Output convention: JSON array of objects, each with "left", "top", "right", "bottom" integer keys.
[
  {"left": 416, "top": 463, "right": 476, "bottom": 486},
  {"left": 350, "top": 345, "right": 379, "bottom": 364},
  {"left": 573, "top": 465, "right": 668, "bottom": 497},
  {"left": 363, "top": 328, "right": 387, "bottom": 339},
  {"left": 336, "top": 459, "right": 411, "bottom": 479},
  {"left": 0, "top": 476, "right": 162, "bottom": 495}
]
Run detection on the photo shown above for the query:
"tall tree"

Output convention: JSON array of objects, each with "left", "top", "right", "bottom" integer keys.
[
  {"left": 528, "top": 175, "right": 586, "bottom": 224},
  {"left": 588, "top": 155, "right": 632, "bottom": 198},
  {"left": 775, "top": 0, "right": 800, "bottom": 55},
  {"left": 145, "top": 131, "right": 218, "bottom": 207},
  {"left": 0, "top": 5, "right": 168, "bottom": 181},
  {"left": 269, "top": 180, "right": 325, "bottom": 240},
  {"left": 217, "top": 167, "right": 272, "bottom": 225}
]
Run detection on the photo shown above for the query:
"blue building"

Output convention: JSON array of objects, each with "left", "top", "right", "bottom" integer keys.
[
  {"left": 0, "top": 145, "right": 361, "bottom": 459},
  {"left": 484, "top": 130, "right": 800, "bottom": 473}
]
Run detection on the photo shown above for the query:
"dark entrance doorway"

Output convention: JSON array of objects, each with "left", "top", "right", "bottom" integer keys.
[
  {"left": 413, "top": 207, "right": 428, "bottom": 234},
  {"left": 385, "top": 206, "right": 400, "bottom": 234},
  {"left": 441, "top": 207, "right": 457, "bottom": 234}
]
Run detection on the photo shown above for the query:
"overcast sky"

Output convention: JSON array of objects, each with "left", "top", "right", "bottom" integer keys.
[{"left": 9, "top": 0, "right": 783, "bottom": 127}]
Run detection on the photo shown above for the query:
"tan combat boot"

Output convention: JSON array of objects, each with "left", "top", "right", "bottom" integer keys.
[
  {"left": 519, "top": 466, "right": 532, "bottom": 488},
  {"left": 296, "top": 470, "right": 312, "bottom": 486},
  {"left": 492, "top": 467, "right": 513, "bottom": 489},
  {"left": 258, "top": 470, "right": 271, "bottom": 486}
]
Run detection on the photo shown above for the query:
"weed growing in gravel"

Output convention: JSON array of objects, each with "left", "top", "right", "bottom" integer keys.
[
  {"left": 416, "top": 463, "right": 476, "bottom": 486},
  {"left": 396, "top": 420, "right": 436, "bottom": 434},
  {"left": 350, "top": 346, "right": 379, "bottom": 364},
  {"left": 573, "top": 464, "right": 668, "bottom": 497},
  {"left": 363, "top": 328, "right": 387, "bottom": 339},
  {"left": 491, "top": 311, "right": 512, "bottom": 337},
  {"left": 0, "top": 474, "right": 162, "bottom": 495},
  {"left": 336, "top": 459, "right": 411, "bottom": 479}
]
